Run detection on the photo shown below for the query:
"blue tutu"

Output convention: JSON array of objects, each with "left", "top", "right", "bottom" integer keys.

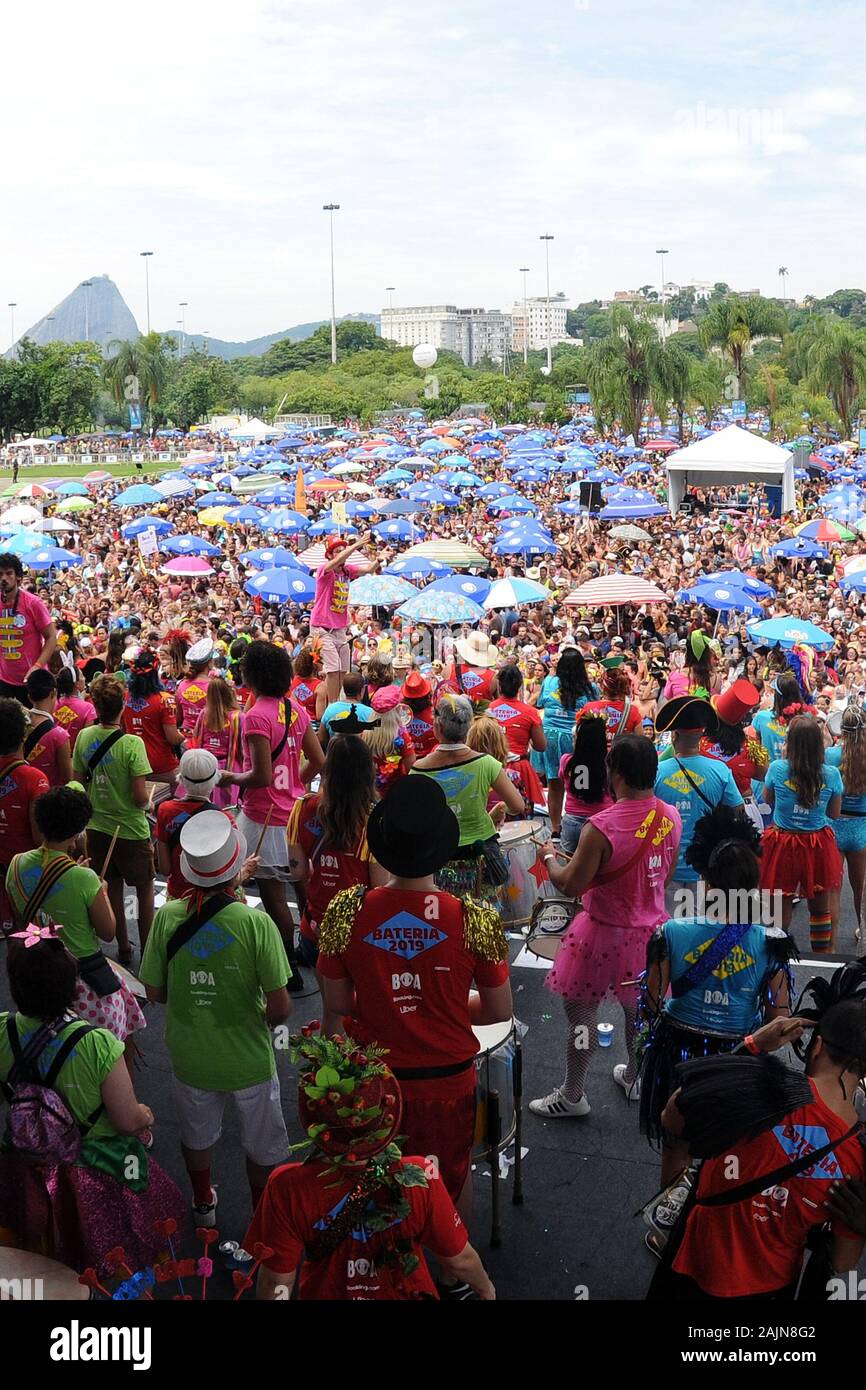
[{"left": 834, "top": 816, "right": 866, "bottom": 854}]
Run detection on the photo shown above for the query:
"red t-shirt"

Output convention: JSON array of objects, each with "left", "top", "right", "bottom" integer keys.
[
  {"left": 404, "top": 705, "right": 437, "bottom": 757},
  {"left": 488, "top": 697, "right": 543, "bottom": 757},
  {"left": 243, "top": 1156, "right": 467, "bottom": 1300},
  {"left": 446, "top": 664, "right": 496, "bottom": 705},
  {"left": 0, "top": 758, "right": 49, "bottom": 862},
  {"left": 674, "top": 1083, "right": 866, "bottom": 1296},
  {"left": 699, "top": 730, "right": 769, "bottom": 796},
  {"left": 289, "top": 675, "right": 321, "bottom": 720},
  {"left": 286, "top": 793, "right": 371, "bottom": 941},
  {"left": 155, "top": 797, "right": 208, "bottom": 899},
  {"left": 123, "top": 690, "right": 180, "bottom": 776},
  {"left": 318, "top": 887, "right": 509, "bottom": 1069},
  {"left": 577, "top": 698, "right": 642, "bottom": 741}
]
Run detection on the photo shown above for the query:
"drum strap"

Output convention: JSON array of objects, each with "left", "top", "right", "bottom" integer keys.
[
  {"left": 591, "top": 799, "right": 666, "bottom": 888},
  {"left": 392, "top": 1058, "right": 475, "bottom": 1081}
]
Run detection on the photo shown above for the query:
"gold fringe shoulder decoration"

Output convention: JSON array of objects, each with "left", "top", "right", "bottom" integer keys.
[
  {"left": 462, "top": 896, "right": 509, "bottom": 963},
  {"left": 318, "top": 885, "right": 365, "bottom": 956}
]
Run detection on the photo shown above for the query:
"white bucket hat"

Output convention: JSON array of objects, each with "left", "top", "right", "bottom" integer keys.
[
  {"left": 455, "top": 630, "right": 499, "bottom": 667},
  {"left": 187, "top": 638, "right": 215, "bottom": 665},
  {"left": 178, "top": 748, "right": 221, "bottom": 800},
  {"left": 179, "top": 809, "right": 244, "bottom": 888}
]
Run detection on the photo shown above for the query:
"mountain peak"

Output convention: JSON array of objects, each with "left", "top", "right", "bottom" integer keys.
[{"left": 14, "top": 275, "right": 140, "bottom": 354}]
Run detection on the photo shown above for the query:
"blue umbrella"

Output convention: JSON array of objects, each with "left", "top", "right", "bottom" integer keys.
[
  {"left": 383, "top": 556, "right": 454, "bottom": 580},
  {"left": 348, "top": 574, "right": 418, "bottom": 606},
  {"left": 4, "top": 531, "right": 58, "bottom": 553},
  {"left": 704, "top": 570, "right": 775, "bottom": 598},
  {"left": 374, "top": 499, "right": 420, "bottom": 516},
  {"left": 243, "top": 568, "right": 316, "bottom": 605},
  {"left": 747, "top": 617, "right": 835, "bottom": 649},
  {"left": 372, "top": 519, "right": 425, "bottom": 542},
  {"left": 680, "top": 582, "right": 764, "bottom": 616},
  {"left": 556, "top": 501, "right": 586, "bottom": 515},
  {"left": 395, "top": 589, "right": 484, "bottom": 624},
  {"left": 161, "top": 535, "right": 222, "bottom": 557},
  {"left": 263, "top": 514, "right": 310, "bottom": 536},
  {"left": 426, "top": 575, "right": 492, "bottom": 602},
  {"left": 308, "top": 517, "right": 359, "bottom": 537},
  {"left": 377, "top": 468, "right": 413, "bottom": 484},
  {"left": 24, "top": 547, "right": 82, "bottom": 570},
  {"left": 493, "top": 533, "right": 557, "bottom": 555},
  {"left": 255, "top": 487, "right": 297, "bottom": 507},
  {"left": 442, "top": 470, "right": 483, "bottom": 487},
  {"left": 770, "top": 538, "right": 829, "bottom": 560},
  {"left": 487, "top": 496, "right": 537, "bottom": 514},
  {"left": 840, "top": 573, "right": 866, "bottom": 595},
  {"left": 113, "top": 484, "right": 164, "bottom": 507},
  {"left": 194, "top": 492, "right": 235, "bottom": 509},
  {"left": 224, "top": 505, "right": 267, "bottom": 525},
  {"left": 53, "top": 480, "right": 89, "bottom": 496},
  {"left": 121, "top": 516, "right": 175, "bottom": 539},
  {"left": 240, "top": 547, "right": 302, "bottom": 569},
  {"left": 599, "top": 500, "right": 667, "bottom": 519},
  {"left": 274, "top": 436, "right": 306, "bottom": 450},
  {"left": 408, "top": 486, "right": 459, "bottom": 507}
]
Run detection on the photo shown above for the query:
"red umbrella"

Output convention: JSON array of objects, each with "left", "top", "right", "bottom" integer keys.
[
  {"left": 643, "top": 438, "right": 678, "bottom": 452},
  {"left": 564, "top": 575, "right": 668, "bottom": 606}
]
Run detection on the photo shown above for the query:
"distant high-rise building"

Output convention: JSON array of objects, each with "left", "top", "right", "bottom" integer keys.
[
  {"left": 380, "top": 304, "right": 512, "bottom": 366},
  {"left": 510, "top": 295, "right": 569, "bottom": 353}
]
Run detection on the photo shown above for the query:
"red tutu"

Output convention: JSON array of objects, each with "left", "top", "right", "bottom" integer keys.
[
  {"left": 508, "top": 758, "right": 545, "bottom": 811},
  {"left": 759, "top": 825, "right": 843, "bottom": 897}
]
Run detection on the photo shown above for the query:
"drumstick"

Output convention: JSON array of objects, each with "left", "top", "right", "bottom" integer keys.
[
  {"left": 251, "top": 806, "right": 274, "bottom": 858},
  {"left": 101, "top": 824, "right": 121, "bottom": 879},
  {"left": 529, "top": 834, "right": 570, "bottom": 862}
]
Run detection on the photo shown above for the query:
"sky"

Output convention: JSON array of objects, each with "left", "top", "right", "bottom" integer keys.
[{"left": 3, "top": 0, "right": 866, "bottom": 345}]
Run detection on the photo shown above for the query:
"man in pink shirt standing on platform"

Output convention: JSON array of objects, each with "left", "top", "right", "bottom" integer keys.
[
  {"left": 0, "top": 554, "right": 57, "bottom": 704},
  {"left": 310, "top": 533, "right": 371, "bottom": 705}
]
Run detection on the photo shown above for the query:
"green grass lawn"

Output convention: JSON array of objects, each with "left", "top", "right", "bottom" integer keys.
[{"left": 0, "top": 458, "right": 179, "bottom": 484}]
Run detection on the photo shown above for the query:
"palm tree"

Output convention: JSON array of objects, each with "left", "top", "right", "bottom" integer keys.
[
  {"left": 687, "top": 357, "right": 726, "bottom": 426},
  {"left": 586, "top": 307, "right": 657, "bottom": 440},
  {"left": 651, "top": 338, "right": 691, "bottom": 442},
  {"left": 698, "top": 295, "right": 787, "bottom": 397},
  {"left": 778, "top": 266, "right": 788, "bottom": 299},
  {"left": 103, "top": 332, "right": 168, "bottom": 417},
  {"left": 805, "top": 317, "right": 866, "bottom": 437}
]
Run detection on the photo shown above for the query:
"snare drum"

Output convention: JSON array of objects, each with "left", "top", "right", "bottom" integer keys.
[
  {"left": 526, "top": 897, "right": 574, "bottom": 963},
  {"left": 498, "top": 818, "right": 556, "bottom": 927},
  {"left": 110, "top": 960, "right": 147, "bottom": 1000},
  {"left": 472, "top": 1018, "right": 517, "bottom": 1159}
]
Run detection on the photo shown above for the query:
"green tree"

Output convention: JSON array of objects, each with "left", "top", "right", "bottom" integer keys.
[
  {"left": 698, "top": 295, "right": 787, "bottom": 396},
  {"left": 687, "top": 357, "right": 726, "bottom": 425},
  {"left": 803, "top": 316, "right": 866, "bottom": 436},
  {"left": 585, "top": 307, "right": 657, "bottom": 440},
  {"left": 651, "top": 338, "right": 691, "bottom": 442},
  {"left": 0, "top": 359, "right": 43, "bottom": 440},
  {"left": 103, "top": 332, "right": 170, "bottom": 421},
  {"left": 161, "top": 352, "right": 239, "bottom": 430}
]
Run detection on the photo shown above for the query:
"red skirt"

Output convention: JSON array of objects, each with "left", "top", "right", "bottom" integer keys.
[{"left": 759, "top": 825, "right": 843, "bottom": 897}]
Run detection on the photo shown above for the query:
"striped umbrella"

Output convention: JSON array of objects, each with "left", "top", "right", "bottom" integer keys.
[
  {"left": 395, "top": 589, "right": 485, "bottom": 624},
  {"left": 794, "top": 518, "right": 856, "bottom": 542},
  {"left": 399, "top": 539, "right": 488, "bottom": 569},
  {"left": 563, "top": 575, "right": 668, "bottom": 607}
]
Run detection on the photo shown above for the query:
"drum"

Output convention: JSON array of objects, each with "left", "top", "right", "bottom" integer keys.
[
  {"left": 110, "top": 960, "right": 147, "bottom": 999},
  {"left": 472, "top": 1018, "right": 517, "bottom": 1159},
  {"left": 498, "top": 818, "right": 556, "bottom": 928},
  {"left": 0, "top": 1248, "right": 90, "bottom": 1300},
  {"left": 526, "top": 897, "right": 574, "bottom": 963}
]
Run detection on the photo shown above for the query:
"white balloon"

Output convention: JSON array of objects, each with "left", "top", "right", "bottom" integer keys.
[{"left": 412, "top": 343, "right": 438, "bottom": 369}]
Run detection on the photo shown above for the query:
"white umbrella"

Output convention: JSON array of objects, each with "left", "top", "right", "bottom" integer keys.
[
  {"left": 40, "top": 518, "right": 76, "bottom": 532},
  {"left": 0, "top": 505, "right": 44, "bottom": 527},
  {"left": 483, "top": 577, "right": 550, "bottom": 609},
  {"left": 329, "top": 460, "right": 365, "bottom": 476}
]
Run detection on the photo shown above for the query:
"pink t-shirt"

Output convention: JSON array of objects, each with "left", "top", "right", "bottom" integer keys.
[
  {"left": 55, "top": 696, "right": 97, "bottom": 752},
  {"left": 0, "top": 589, "right": 52, "bottom": 686},
  {"left": 558, "top": 753, "right": 614, "bottom": 817},
  {"left": 176, "top": 675, "right": 212, "bottom": 734},
  {"left": 661, "top": 668, "right": 691, "bottom": 701},
  {"left": 311, "top": 566, "right": 349, "bottom": 630},
  {"left": 27, "top": 720, "right": 70, "bottom": 787},
  {"left": 241, "top": 695, "right": 311, "bottom": 826}
]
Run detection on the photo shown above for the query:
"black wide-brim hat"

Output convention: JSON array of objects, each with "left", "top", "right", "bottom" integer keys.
[
  {"left": 367, "top": 775, "right": 460, "bottom": 878},
  {"left": 655, "top": 695, "right": 719, "bottom": 734}
]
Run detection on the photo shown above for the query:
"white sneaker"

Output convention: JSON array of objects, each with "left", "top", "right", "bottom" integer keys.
[
  {"left": 192, "top": 1186, "right": 218, "bottom": 1229},
  {"left": 529, "top": 1087, "right": 590, "bottom": 1118},
  {"left": 613, "top": 1064, "right": 641, "bottom": 1101}
]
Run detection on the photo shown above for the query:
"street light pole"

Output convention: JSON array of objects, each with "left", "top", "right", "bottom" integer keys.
[
  {"left": 179, "top": 302, "right": 188, "bottom": 358},
  {"left": 140, "top": 251, "right": 153, "bottom": 334},
  {"left": 656, "top": 248, "right": 669, "bottom": 337},
  {"left": 539, "top": 235, "right": 554, "bottom": 373},
  {"left": 386, "top": 286, "right": 395, "bottom": 312},
  {"left": 7, "top": 303, "right": 16, "bottom": 351},
  {"left": 323, "top": 203, "right": 340, "bottom": 364},
  {"left": 519, "top": 267, "right": 530, "bottom": 365},
  {"left": 82, "top": 281, "right": 93, "bottom": 342}
]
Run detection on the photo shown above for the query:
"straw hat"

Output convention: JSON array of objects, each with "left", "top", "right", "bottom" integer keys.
[{"left": 455, "top": 631, "right": 498, "bottom": 667}]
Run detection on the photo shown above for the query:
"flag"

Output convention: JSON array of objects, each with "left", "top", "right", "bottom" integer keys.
[{"left": 295, "top": 470, "right": 307, "bottom": 515}]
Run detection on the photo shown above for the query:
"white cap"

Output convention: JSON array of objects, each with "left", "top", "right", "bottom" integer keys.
[
  {"left": 179, "top": 809, "right": 244, "bottom": 888},
  {"left": 178, "top": 748, "right": 221, "bottom": 800},
  {"left": 187, "top": 638, "right": 215, "bottom": 665}
]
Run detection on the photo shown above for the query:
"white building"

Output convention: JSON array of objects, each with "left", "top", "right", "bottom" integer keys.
[
  {"left": 510, "top": 294, "right": 570, "bottom": 353},
  {"left": 380, "top": 305, "right": 512, "bottom": 366}
]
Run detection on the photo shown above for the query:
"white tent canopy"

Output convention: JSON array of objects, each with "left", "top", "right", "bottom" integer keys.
[
  {"left": 227, "top": 417, "right": 281, "bottom": 441},
  {"left": 665, "top": 425, "right": 796, "bottom": 516}
]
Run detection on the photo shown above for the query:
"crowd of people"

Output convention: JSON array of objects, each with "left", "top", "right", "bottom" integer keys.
[{"left": 1, "top": 408, "right": 866, "bottom": 1301}]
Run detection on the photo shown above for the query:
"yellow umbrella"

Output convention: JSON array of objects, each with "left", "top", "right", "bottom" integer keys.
[{"left": 197, "top": 506, "right": 229, "bottom": 525}]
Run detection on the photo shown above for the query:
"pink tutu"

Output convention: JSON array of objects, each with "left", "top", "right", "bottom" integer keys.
[
  {"left": 73, "top": 976, "right": 146, "bottom": 1041},
  {"left": 0, "top": 1153, "right": 186, "bottom": 1278},
  {"left": 546, "top": 909, "right": 658, "bottom": 1004}
]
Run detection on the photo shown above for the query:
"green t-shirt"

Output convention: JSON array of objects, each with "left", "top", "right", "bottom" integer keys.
[
  {"left": 7, "top": 849, "right": 103, "bottom": 960},
  {"left": 411, "top": 753, "right": 502, "bottom": 846},
  {"left": 72, "top": 724, "right": 152, "bottom": 840},
  {"left": 139, "top": 897, "right": 291, "bottom": 1092},
  {"left": 0, "top": 1012, "right": 123, "bottom": 1141}
]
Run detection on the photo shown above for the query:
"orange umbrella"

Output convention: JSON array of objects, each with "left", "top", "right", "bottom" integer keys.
[{"left": 309, "top": 477, "right": 347, "bottom": 493}]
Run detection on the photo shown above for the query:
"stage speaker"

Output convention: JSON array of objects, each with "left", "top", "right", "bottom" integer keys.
[{"left": 578, "top": 481, "right": 603, "bottom": 511}]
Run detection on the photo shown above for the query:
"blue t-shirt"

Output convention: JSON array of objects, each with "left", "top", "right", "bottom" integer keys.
[
  {"left": 538, "top": 676, "right": 597, "bottom": 731},
  {"left": 321, "top": 700, "right": 378, "bottom": 737},
  {"left": 654, "top": 754, "right": 743, "bottom": 881},
  {"left": 825, "top": 745, "right": 866, "bottom": 814},
  {"left": 765, "top": 758, "right": 843, "bottom": 831},
  {"left": 752, "top": 708, "right": 788, "bottom": 763},
  {"left": 657, "top": 916, "right": 783, "bottom": 1035}
]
